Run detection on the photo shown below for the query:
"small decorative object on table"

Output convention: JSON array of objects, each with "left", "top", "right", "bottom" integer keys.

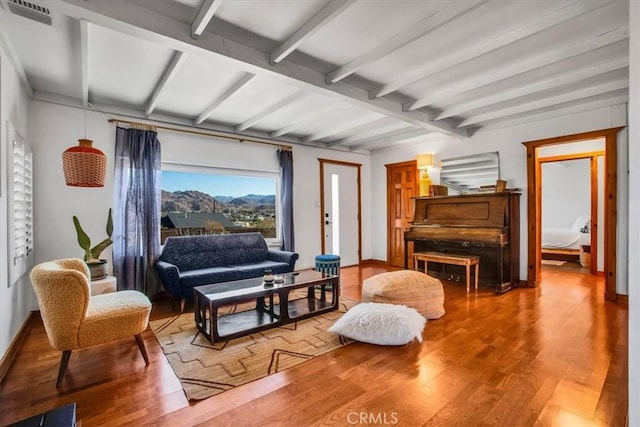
[
  {"left": 263, "top": 269, "right": 274, "bottom": 285},
  {"left": 273, "top": 274, "right": 285, "bottom": 284}
]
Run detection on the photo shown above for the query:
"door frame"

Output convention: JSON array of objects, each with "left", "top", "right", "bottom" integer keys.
[
  {"left": 538, "top": 151, "right": 604, "bottom": 276},
  {"left": 523, "top": 127, "right": 623, "bottom": 300},
  {"left": 318, "top": 158, "right": 362, "bottom": 263}
]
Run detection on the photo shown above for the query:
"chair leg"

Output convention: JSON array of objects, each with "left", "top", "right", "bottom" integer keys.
[
  {"left": 180, "top": 297, "right": 186, "bottom": 313},
  {"left": 135, "top": 334, "right": 150, "bottom": 366},
  {"left": 56, "top": 350, "right": 72, "bottom": 388}
]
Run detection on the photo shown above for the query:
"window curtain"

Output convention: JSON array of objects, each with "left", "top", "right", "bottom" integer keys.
[
  {"left": 113, "top": 126, "right": 162, "bottom": 296},
  {"left": 277, "top": 147, "right": 295, "bottom": 251}
]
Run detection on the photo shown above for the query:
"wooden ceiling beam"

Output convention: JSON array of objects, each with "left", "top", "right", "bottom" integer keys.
[
  {"left": 236, "top": 91, "right": 308, "bottom": 132},
  {"left": 191, "top": 0, "right": 223, "bottom": 39},
  {"left": 480, "top": 94, "right": 628, "bottom": 131},
  {"left": 53, "top": 0, "right": 468, "bottom": 139},
  {"left": 269, "top": 104, "right": 336, "bottom": 137},
  {"left": 270, "top": 0, "right": 356, "bottom": 64},
  {"left": 195, "top": 72, "right": 255, "bottom": 125},
  {"left": 373, "top": 0, "right": 613, "bottom": 100},
  {"left": 327, "top": 121, "right": 409, "bottom": 147},
  {"left": 302, "top": 115, "right": 384, "bottom": 143},
  {"left": 436, "top": 56, "right": 629, "bottom": 120},
  {"left": 326, "top": 0, "right": 484, "bottom": 84},
  {"left": 144, "top": 51, "right": 187, "bottom": 117},
  {"left": 349, "top": 128, "right": 439, "bottom": 152},
  {"left": 404, "top": 27, "right": 628, "bottom": 112},
  {"left": 458, "top": 79, "right": 628, "bottom": 127}
]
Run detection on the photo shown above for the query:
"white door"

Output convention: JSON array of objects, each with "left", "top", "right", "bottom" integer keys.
[{"left": 322, "top": 162, "right": 360, "bottom": 266}]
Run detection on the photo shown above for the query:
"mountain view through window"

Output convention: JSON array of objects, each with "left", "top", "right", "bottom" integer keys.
[{"left": 161, "top": 170, "right": 277, "bottom": 243}]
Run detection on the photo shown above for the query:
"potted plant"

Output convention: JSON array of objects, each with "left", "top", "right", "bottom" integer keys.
[{"left": 73, "top": 208, "right": 113, "bottom": 280}]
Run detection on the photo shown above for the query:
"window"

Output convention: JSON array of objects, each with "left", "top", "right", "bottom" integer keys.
[
  {"left": 8, "top": 123, "right": 34, "bottom": 286},
  {"left": 160, "top": 164, "right": 279, "bottom": 244}
]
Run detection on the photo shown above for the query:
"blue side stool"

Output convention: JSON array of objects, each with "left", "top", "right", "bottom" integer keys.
[{"left": 315, "top": 254, "right": 341, "bottom": 277}]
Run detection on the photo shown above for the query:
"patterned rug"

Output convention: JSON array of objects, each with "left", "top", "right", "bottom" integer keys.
[{"left": 149, "top": 297, "right": 357, "bottom": 401}]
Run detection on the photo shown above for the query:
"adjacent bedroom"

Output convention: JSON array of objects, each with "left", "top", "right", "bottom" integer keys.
[{"left": 539, "top": 144, "right": 605, "bottom": 275}]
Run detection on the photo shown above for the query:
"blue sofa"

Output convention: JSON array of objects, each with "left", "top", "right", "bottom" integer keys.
[{"left": 155, "top": 233, "right": 299, "bottom": 300}]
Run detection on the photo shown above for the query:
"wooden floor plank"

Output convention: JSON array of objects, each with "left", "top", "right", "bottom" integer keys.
[{"left": 0, "top": 263, "right": 628, "bottom": 426}]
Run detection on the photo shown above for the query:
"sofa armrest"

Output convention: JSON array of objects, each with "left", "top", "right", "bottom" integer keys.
[
  {"left": 155, "top": 261, "right": 181, "bottom": 296},
  {"left": 268, "top": 250, "right": 299, "bottom": 270}
]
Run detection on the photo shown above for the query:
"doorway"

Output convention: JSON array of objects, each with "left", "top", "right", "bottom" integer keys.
[
  {"left": 523, "top": 127, "right": 622, "bottom": 300},
  {"left": 319, "top": 159, "right": 361, "bottom": 267},
  {"left": 385, "top": 160, "right": 418, "bottom": 267},
  {"left": 539, "top": 151, "right": 604, "bottom": 275}
]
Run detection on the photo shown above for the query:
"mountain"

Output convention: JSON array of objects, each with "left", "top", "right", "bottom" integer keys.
[
  {"left": 162, "top": 191, "right": 275, "bottom": 213},
  {"left": 161, "top": 190, "right": 226, "bottom": 213}
]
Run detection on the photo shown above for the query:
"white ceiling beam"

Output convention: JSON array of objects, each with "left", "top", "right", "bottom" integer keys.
[
  {"left": 326, "top": 0, "right": 485, "bottom": 84},
  {"left": 458, "top": 79, "right": 628, "bottom": 127},
  {"left": 436, "top": 56, "right": 629, "bottom": 120},
  {"left": 320, "top": 117, "right": 397, "bottom": 146},
  {"left": 480, "top": 94, "right": 628, "bottom": 132},
  {"left": 373, "top": 0, "right": 612, "bottom": 100},
  {"left": 405, "top": 27, "right": 629, "bottom": 110},
  {"left": 270, "top": 0, "right": 356, "bottom": 64},
  {"left": 327, "top": 121, "right": 409, "bottom": 147},
  {"left": 349, "top": 129, "right": 440, "bottom": 152},
  {"left": 52, "top": 0, "right": 468, "bottom": 139},
  {"left": 302, "top": 115, "right": 384, "bottom": 143},
  {"left": 345, "top": 127, "right": 429, "bottom": 150},
  {"left": 80, "top": 19, "right": 89, "bottom": 107},
  {"left": 269, "top": 104, "right": 336, "bottom": 137},
  {"left": 195, "top": 72, "right": 254, "bottom": 125},
  {"left": 236, "top": 91, "right": 308, "bottom": 132},
  {"left": 191, "top": 0, "right": 222, "bottom": 39},
  {"left": 145, "top": 51, "right": 187, "bottom": 117}
]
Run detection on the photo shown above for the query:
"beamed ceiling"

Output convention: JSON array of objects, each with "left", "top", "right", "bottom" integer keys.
[{"left": 1, "top": 0, "right": 630, "bottom": 152}]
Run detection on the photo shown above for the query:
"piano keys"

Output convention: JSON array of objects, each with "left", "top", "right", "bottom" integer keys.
[{"left": 404, "top": 192, "right": 520, "bottom": 293}]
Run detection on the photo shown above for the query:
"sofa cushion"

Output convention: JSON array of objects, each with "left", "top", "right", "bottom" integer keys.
[
  {"left": 180, "top": 266, "right": 241, "bottom": 288},
  {"left": 160, "top": 236, "right": 224, "bottom": 271},
  {"left": 230, "top": 261, "right": 291, "bottom": 278},
  {"left": 216, "top": 233, "right": 269, "bottom": 265}
]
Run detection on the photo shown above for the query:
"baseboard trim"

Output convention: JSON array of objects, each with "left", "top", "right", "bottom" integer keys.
[
  {"left": 360, "top": 259, "right": 389, "bottom": 266},
  {"left": 0, "top": 310, "right": 39, "bottom": 385},
  {"left": 616, "top": 294, "right": 628, "bottom": 303}
]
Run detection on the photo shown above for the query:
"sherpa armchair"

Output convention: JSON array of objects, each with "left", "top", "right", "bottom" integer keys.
[{"left": 30, "top": 258, "right": 152, "bottom": 387}]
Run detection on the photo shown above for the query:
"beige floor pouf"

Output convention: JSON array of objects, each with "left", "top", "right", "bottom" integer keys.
[{"left": 362, "top": 270, "right": 445, "bottom": 319}]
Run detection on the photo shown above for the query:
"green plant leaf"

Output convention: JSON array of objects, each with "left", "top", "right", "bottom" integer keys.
[
  {"left": 73, "top": 216, "right": 92, "bottom": 261},
  {"left": 106, "top": 208, "right": 113, "bottom": 237},
  {"left": 90, "top": 238, "right": 113, "bottom": 260}
]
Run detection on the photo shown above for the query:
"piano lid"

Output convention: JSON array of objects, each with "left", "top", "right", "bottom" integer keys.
[{"left": 411, "top": 193, "right": 514, "bottom": 228}]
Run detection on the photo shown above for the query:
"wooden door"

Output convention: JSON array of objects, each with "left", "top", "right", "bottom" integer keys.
[{"left": 386, "top": 161, "right": 418, "bottom": 267}]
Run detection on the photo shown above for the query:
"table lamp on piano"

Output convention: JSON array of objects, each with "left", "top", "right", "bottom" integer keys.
[{"left": 417, "top": 153, "right": 434, "bottom": 196}]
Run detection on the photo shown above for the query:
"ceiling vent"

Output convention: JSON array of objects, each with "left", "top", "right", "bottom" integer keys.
[{"left": 8, "top": 0, "right": 51, "bottom": 26}]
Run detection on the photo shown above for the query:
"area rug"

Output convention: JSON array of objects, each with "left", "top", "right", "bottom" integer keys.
[
  {"left": 541, "top": 259, "right": 567, "bottom": 266},
  {"left": 149, "top": 297, "right": 358, "bottom": 401}
]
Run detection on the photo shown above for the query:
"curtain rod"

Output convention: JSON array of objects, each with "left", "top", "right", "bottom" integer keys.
[{"left": 107, "top": 118, "right": 292, "bottom": 150}]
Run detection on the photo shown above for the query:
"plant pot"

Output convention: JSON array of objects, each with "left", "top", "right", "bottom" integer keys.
[{"left": 87, "top": 260, "right": 108, "bottom": 281}]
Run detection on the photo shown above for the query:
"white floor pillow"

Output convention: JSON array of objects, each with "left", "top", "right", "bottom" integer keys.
[{"left": 329, "top": 302, "right": 426, "bottom": 345}]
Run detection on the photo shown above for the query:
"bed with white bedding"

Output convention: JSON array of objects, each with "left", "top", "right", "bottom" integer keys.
[{"left": 542, "top": 215, "right": 591, "bottom": 255}]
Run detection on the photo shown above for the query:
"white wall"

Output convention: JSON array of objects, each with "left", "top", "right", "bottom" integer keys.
[
  {"left": 370, "top": 104, "right": 628, "bottom": 289},
  {"left": 541, "top": 159, "right": 590, "bottom": 229},
  {"left": 0, "top": 38, "right": 35, "bottom": 358}
]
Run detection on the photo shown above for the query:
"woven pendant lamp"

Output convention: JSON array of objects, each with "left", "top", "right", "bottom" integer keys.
[{"left": 62, "top": 138, "right": 107, "bottom": 187}]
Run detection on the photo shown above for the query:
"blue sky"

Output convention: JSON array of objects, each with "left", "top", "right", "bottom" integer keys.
[{"left": 162, "top": 171, "right": 275, "bottom": 197}]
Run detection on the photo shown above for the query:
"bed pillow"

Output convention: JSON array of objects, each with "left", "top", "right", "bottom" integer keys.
[
  {"left": 571, "top": 215, "right": 590, "bottom": 232},
  {"left": 328, "top": 302, "right": 426, "bottom": 345}
]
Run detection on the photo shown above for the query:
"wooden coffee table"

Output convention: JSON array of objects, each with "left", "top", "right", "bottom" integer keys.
[{"left": 193, "top": 270, "right": 339, "bottom": 343}]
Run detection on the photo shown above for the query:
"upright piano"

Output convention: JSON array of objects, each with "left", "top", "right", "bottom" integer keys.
[{"left": 404, "top": 192, "right": 520, "bottom": 293}]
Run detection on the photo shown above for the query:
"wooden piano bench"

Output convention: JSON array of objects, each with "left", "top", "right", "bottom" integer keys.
[{"left": 413, "top": 252, "right": 480, "bottom": 293}]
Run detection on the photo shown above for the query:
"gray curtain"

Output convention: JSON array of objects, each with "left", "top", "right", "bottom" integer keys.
[
  {"left": 277, "top": 147, "right": 295, "bottom": 251},
  {"left": 113, "top": 126, "right": 162, "bottom": 295}
]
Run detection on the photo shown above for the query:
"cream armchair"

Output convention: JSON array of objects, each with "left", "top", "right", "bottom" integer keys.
[{"left": 30, "top": 258, "right": 152, "bottom": 387}]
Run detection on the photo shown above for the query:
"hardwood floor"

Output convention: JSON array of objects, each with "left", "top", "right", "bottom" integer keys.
[{"left": 0, "top": 263, "right": 628, "bottom": 426}]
